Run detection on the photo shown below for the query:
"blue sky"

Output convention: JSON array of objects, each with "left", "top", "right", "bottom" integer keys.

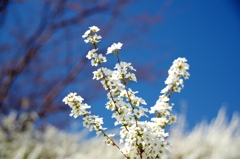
[
  {"left": 88, "top": 0, "right": 240, "bottom": 130},
  {"left": 1, "top": 0, "right": 239, "bottom": 132},
  {"left": 153, "top": 0, "right": 240, "bottom": 127}
]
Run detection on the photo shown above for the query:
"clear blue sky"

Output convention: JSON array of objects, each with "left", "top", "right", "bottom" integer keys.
[
  {"left": 2, "top": 0, "right": 239, "bottom": 131},
  {"left": 88, "top": 0, "right": 240, "bottom": 130}
]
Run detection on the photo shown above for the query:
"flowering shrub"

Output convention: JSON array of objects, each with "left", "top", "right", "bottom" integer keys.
[
  {"left": 63, "top": 26, "right": 190, "bottom": 159},
  {"left": 1, "top": 107, "right": 240, "bottom": 159},
  {"left": 0, "top": 111, "right": 84, "bottom": 159},
  {"left": 0, "top": 110, "right": 124, "bottom": 159},
  {"left": 168, "top": 107, "right": 240, "bottom": 159}
]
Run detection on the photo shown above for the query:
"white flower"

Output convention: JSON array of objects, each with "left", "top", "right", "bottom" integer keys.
[
  {"left": 84, "top": 37, "right": 91, "bottom": 43},
  {"left": 92, "top": 34, "right": 102, "bottom": 43},
  {"left": 82, "top": 26, "right": 100, "bottom": 39},
  {"left": 62, "top": 92, "right": 90, "bottom": 118},
  {"left": 126, "top": 73, "right": 137, "bottom": 82},
  {"left": 84, "top": 34, "right": 102, "bottom": 44},
  {"left": 103, "top": 133, "right": 115, "bottom": 146},
  {"left": 89, "top": 26, "right": 100, "bottom": 32},
  {"left": 107, "top": 42, "right": 123, "bottom": 54},
  {"left": 115, "top": 62, "right": 136, "bottom": 72},
  {"left": 82, "top": 30, "right": 91, "bottom": 38},
  {"left": 63, "top": 26, "right": 191, "bottom": 158},
  {"left": 98, "top": 54, "right": 107, "bottom": 63},
  {"left": 92, "top": 68, "right": 103, "bottom": 80},
  {"left": 86, "top": 49, "right": 98, "bottom": 59}
]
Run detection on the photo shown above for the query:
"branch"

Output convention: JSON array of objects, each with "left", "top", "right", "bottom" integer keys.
[{"left": 0, "top": 0, "right": 8, "bottom": 12}]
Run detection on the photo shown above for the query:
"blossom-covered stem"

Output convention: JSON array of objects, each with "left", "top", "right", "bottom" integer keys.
[
  {"left": 62, "top": 92, "right": 127, "bottom": 157},
  {"left": 115, "top": 52, "right": 145, "bottom": 156},
  {"left": 116, "top": 54, "right": 134, "bottom": 109},
  {"left": 116, "top": 53, "right": 139, "bottom": 126},
  {"left": 92, "top": 44, "right": 130, "bottom": 132},
  {"left": 115, "top": 50, "right": 155, "bottom": 157},
  {"left": 150, "top": 57, "right": 190, "bottom": 129},
  {"left": 79, "top": 26, "right": 190, "bottom": 159},
  {"left": 100, "top": 65, "right": 119, "bottom": 113},
  {"left": 157, "top": 87, "right": 174, "bottom": 118},
  {"left": 92, "top": 43, "right": 119, "bottom": 111},
  {"left": 115, "top": 51, "right": 147, "bottom": 156}
]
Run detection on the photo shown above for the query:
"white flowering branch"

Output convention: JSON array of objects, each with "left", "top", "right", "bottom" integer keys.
[{"left": 63, "top": 26, "right": 190, "bottom": 159}]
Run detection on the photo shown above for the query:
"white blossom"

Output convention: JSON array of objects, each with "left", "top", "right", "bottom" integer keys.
[
  {"left": 86, "top": 49, "right": 98, "bottom": 59},
  {"left": 107, "top": 42, "right": 123, "bottom": 54},
  {"left": 82, "top": 30, "right": 91, "bottom": 38},
  {"left": 82, "top": 26, "right": 102, "bottom": 44},
  {"left": 64, "top": 26, "right": 190, "bottom": 158},
  {"left": 89, "top": 26, "right": 100, "bottom": 32},
  {"left": 63, "top": 92, "right": 106, "bottom": 136},
  {"left": 150, "top": 57, "right": 190, "bottom": 116}
]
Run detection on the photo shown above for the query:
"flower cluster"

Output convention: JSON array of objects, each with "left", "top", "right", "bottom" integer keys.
[
  {"left": 63, "top": 26, "right": 190, "bottom": 159},
  {"left": 149, "top": 58, "right": 189, "bottom": 128},
  {"left": 107, "top": 42, "right": 123, "bottom": 54},
  {"left": 82, "top": 26, "right": 102, "bottom": 44},
  {"left": 63, "top": 92, "right": 106, "bottom": 136}
]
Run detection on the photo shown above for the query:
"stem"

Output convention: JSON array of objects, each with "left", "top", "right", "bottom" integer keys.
[
  {"left": 157, "top": 87, "right": 174, "bottom": 118},
  {"left": 93, "top": 43, "right": 129, "bottom": 132},
  {"left": 92, "top": 41, "right": 146, "bottom": 159},
  {"left": 116, "top": 51, "right": 145, "bottom": 156},
  {"left": 100, "top": 130, "right": 128, "bottom": 158},
  {"left": 87, "top": 117, "right": 128, "bottom": 158},
  {"left": 116, "top": 53, "right": 138, "bottom": 127}
]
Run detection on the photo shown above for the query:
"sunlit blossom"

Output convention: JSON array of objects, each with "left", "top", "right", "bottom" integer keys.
[
  {"left": 64, "top": 26, "right": 190, "bottom": 158},
  {"left": 107, "top": 42, "right": 123, "bottom": 54}
]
